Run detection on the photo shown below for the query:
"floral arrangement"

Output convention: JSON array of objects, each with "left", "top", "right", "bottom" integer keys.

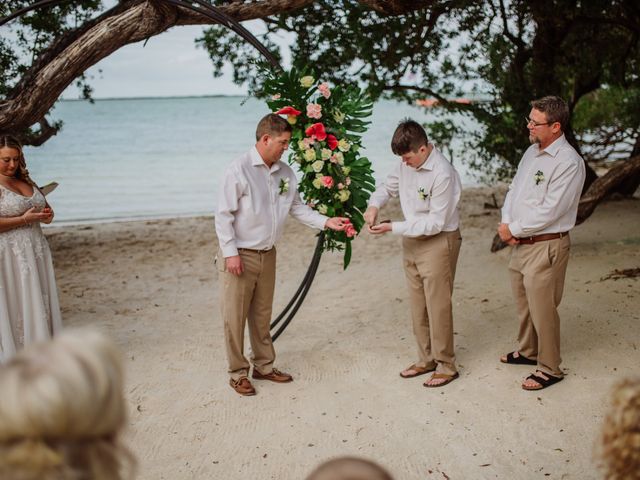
[
  {"left": 534, "top": 170, "right": 545, "bottom": 186},
  {"left": 261, "top": 69, "right": 375, "bottom": 268}
]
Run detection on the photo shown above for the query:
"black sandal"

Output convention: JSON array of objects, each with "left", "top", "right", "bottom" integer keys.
[
  {"left": 522, "top": 372, "right": 563, "bottom": 390},
  {"left": 501, "top": 351, "right": 537, "bottom": 365}
]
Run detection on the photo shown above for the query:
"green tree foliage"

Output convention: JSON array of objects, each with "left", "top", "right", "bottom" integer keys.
[
  {"left": 199, "top": 0, "right": 640, "bottom": 186},
  {"left": 0, "top": 1, "right": 103, "bottom": 99}
]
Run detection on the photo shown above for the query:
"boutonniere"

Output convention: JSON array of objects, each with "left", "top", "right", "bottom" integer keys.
[
  {"left": 279, "top": 178, "right": 290, "bottom": 195},
  {"left": 418, "top": 187, "right": 430, "bottom": 200},
  {"left": 534, "top": 170, "right": 545, "bottom": 186}
]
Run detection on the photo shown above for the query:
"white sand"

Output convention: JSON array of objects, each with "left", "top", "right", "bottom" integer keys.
[{"left": 46, "top": 188, "right": 640, "bottom": 479}]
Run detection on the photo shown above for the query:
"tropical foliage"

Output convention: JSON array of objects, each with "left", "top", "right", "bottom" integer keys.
[{"left": 261, "top": 68, "right": 375, "bottom": 268}]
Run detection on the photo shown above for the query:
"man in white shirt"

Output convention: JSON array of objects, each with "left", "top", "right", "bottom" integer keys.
[
  {"left": 498, "top": 96, "right": 586, "bottom": 391},
  {"left": 365, "top": 119, "right": 463, "bottom": 388},
  {"left": 215, "top": 114, "right": 348, "bottom": 396}
]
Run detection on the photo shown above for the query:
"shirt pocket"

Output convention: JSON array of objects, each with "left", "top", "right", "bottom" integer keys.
[
  {"left": 415, "top": 178, "right": 435, "bottom": 213},
  {"left": 415, "top": 195, "right": 431, "bottom": 214}
]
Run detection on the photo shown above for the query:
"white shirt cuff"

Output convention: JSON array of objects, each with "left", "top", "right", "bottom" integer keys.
[
  {"left": 509, "top": 221, "right": 524, "bottom": 238},
  {"left": 391, "top": 221, "right": 407, "bottom": 235},
  {"left": 221, "top": 244, "right": 239, "bottom": 257}
]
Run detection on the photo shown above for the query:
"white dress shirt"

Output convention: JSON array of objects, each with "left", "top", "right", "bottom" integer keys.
[
  {"left": 215, "top": 146, "right": 328, "bottom": 257},
  {"left": 368, "top": 145, "right": 462, "bottom": 237},
  {"left": 501, "top": 134, "right": 586, "bottom": 237}
]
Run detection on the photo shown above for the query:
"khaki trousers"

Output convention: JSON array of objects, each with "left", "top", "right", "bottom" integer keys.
[
  {"left": 402, "top": 229, "right": 462, "bottom": 376},
  {"left": 508, "top": 235, "right": 571, "bottom": 377},
  {"left": 218, "top": 248, "right": 277, "bottom": 381}
]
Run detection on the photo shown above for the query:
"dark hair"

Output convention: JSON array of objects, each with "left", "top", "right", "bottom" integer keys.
[
  {"left": 0, "top": 134, "right": 35, "bottom": 186},
  {"left": 255, "top": 113, "right": 292, "bottom": 141},
  {"left": 530, "top": 96, "right": 569, "bottom": 131},
  {"left": 390, "top": 118, "right": 429, "bottom": 155}
]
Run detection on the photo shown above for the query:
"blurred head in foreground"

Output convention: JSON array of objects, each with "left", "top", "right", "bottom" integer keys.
[
  {"left": 0, "top": 329, "right": 136, "bottom": 480},
  {"left": 600, "top": 377, "right": 640, "bottom": 480},
  {"left": 306, "top": 456, "right": 394, "bottom": 480}
]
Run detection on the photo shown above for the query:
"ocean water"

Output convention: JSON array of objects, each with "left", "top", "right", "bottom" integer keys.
[{"left": 23, "top": 97, "right": 475, "bottom": 224}]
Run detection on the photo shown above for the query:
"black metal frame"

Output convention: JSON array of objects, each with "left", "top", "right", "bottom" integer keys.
[{"left": 1, "top": 0, "right": 324, "bottom": 341}]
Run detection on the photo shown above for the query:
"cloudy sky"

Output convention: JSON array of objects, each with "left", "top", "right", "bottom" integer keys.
[{"left": 62, "top": 22, "right": 286, "bottom": 99}]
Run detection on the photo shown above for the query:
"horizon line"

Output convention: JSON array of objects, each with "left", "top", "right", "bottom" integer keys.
[{"left": 59, "top": 93, "right": 251, "bottom": 102}]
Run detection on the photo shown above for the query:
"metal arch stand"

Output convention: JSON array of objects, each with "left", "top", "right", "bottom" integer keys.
[
  {"left": 1, "top": 0, "right": 323, "bottom": 341},
  {"left": 270, "top": 232, "right": 324, "bottom": 341}
]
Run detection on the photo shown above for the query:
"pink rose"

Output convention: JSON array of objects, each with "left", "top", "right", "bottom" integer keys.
[
  {"left": 318, "top": 82, "right": 331, "bottom": 99},
  {"left": 322, "top": 176, "right": 334, "bottom": 188},
  {"left": 337, "top": 183, "right": 344, "bottom": 190},
  {"left": 307, "top": 103, "right": 322, "bottom": 119},
  {"left": 343, "top": 219, "right": 357, "bottom": 238}
]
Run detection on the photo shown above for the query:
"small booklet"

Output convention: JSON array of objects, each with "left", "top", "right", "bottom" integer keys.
[{"left": 39, "top": 182, "right": 59, "bottom": 196}]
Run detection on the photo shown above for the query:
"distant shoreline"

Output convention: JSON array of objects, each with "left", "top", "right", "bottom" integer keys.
[{"left": 59, "top": 94, "right": 249, "bottom": 102}]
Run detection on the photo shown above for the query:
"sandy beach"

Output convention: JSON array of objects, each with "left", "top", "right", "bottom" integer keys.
[{"left": 45, "top": 187, "right": 640, "bottom": 479}]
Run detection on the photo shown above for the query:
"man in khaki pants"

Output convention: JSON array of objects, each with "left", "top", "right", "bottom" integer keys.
[
  {"left": 365, "top": 119, "right": 462, "bottom": 388},
  {"left": 215, "top": 114, "right": 348, "bottom": 396},
  {"left": 498, "top": 96, "right": 586, "bottom": 391}
]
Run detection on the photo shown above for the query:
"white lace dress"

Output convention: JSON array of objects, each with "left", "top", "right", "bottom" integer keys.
[{"left": 0, "top": 185, "right": 62, "bottom": 362}]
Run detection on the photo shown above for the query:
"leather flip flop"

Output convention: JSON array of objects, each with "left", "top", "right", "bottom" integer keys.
[
  {"left": 400, "top": 364, "right": 434, "bottom": 378},
  {"left": 423, "top": 372, "right": 459, "bottom": 388}
]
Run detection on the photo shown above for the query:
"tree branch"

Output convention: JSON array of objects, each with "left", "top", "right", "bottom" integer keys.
[
  {"left": 576, "top": 154, "right": 640, "bottom": 224},
  {"left": 0, "top": 0, "right": 315, "bottom": 137}
]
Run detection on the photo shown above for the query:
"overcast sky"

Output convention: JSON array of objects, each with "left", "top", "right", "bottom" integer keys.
[{"left": 62, "top": 22, "right": 282, "bottom": 99}]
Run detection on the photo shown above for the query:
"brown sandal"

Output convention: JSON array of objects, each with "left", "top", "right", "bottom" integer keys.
[
  {"left": 400, "top": 364, "right": 435, "bottom": 378},
  {"left": 423, "top": 372, "right": 459, "bottom": 388}
]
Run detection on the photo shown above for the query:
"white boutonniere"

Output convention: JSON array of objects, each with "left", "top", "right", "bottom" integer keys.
[
  {"left": 418, "top": 187, "right": 429, "bottom": 200},
  {"left": 534, "top": 170, "right": 545, "bottom": 186},
  {"left": 279, "top": 178, "right": 290, "bottom": 195}
]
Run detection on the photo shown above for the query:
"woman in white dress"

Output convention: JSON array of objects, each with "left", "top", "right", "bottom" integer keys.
[{"left": 0, "top": 134, "right": 62, "bottom": 362}]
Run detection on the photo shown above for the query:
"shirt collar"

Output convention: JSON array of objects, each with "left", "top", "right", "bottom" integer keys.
[
  {"left": 538, "top": 134, "right": 567, "bottom": 158},
  {"left": 418, "top": 144, "right": 437, "bottom": 171},
  {"left": 250, "top": 146, "right": 281, "bottom": 172}
]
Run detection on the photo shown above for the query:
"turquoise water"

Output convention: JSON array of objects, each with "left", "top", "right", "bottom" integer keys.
[{"left": 23, "top": 97, "right": 475, "bottom": 223}]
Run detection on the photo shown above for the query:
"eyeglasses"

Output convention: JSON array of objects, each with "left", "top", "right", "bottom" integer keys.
[{"left": 525, "top": 116, "right": 551, "bottom": 127}]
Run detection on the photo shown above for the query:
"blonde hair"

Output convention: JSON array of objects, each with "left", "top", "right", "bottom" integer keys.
[
  {"left": 306, "top": 456, "right": 394, "bottom": 480},
  {"left": 599, "top": 377, "right": 640, "bottom": 480},
  {"left": 0, "top": 135, "right": 36, "bottom": 187},
  {"left": 0, "top": 329, "right": 136, "bottom": 480}
]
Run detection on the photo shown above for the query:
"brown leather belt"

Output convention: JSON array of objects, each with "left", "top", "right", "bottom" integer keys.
[
  {"left": 517, "top": 232, "right": 568, "bottom": 245},
  {"left": 238, "top": 247, "right": 273, "bottom": 254}
]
